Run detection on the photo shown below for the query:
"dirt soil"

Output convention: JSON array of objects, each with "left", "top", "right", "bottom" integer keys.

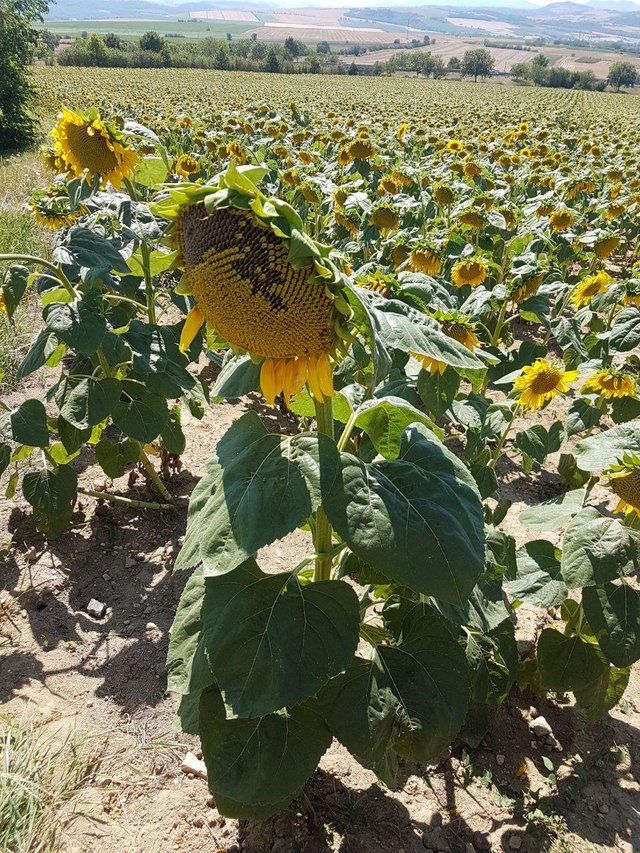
[{"left": 1, "top": 356, "right": 639, "bottom": 853}]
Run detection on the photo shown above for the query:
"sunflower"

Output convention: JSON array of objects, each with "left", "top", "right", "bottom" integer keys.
[
  {"left": 50, "top": 106, "right": 137, "bottom": 189},
  {"left": 593, "top": 235, "right": 619, "bottom": 260},
  {"left": 447, "top": 139, "right": 464, "bottom": 153},
  {"left": 582, "top": 369, "right": 636, "bottom": 399},
  {"left": 175, "top": 155, "right": 200, "bottom": 178},
  {"left": 334, "top": 210, "right": 360, "bottom": 237},
  {"left": 510, "top": 273, "right": 544, "bottom": 304},
  {"left": 458, "top": 209, "right": 484, "bottom": 230},
  {"left": 549, "top": 210, "right": 574, "bottom": 232},
  {"left": 389, "top": 239, "right": 410, "bottom": 269},
  {"left": 369, "top": 203, "right": 399, "bottom": 236},
  {"left": 413, "top": 313, "right": 480, "bottom": 375},
  {"left": 571, "top": 270, "right": 612, "bottom": 308},
  {"left": 434, "top": 184, "right": 454, "bottom": 207},
  {"left": 377, "top": 176, "right": 401, "bottom": 196},
  {"left": 155, "top": 164, "right": 353, "bottom": 407},
  {"left": 28, "top": 183, "right": 84, "bottom": 230},
  {"left": 607, "top": 456, "right": 640, "bottom": 518},
  {"left": 514, "top": 359, "right": 578, "bottom": 410},
  {"left": 622, "top": 282, "right": 640, "bottom": 307},
  {"left": 346, "top": 139, "right": 376, "bottom": 162},
  {"left": 226, "top": 141, "right": 248, "bottom": 165},
  {"left": 451, "top": 257, "right": 488, "bottom": 288},
  {"left": 408, "top": 245, "right": 442, "bottom": 276}
]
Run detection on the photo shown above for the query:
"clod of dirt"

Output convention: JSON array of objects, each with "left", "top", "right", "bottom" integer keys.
[{"left": 530, "top": 715, "right": 553, "bottom": 737}]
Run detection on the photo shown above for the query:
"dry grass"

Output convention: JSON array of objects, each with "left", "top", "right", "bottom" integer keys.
[{"left": 0, "top": 715, "right": 106, "bottom": 853}]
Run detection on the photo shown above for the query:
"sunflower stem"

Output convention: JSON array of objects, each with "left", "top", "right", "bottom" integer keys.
[
  {"left": 123, "top": 179, "right": 157, "bottom": 325},
  {"left": 313, "top": 394, "right": 334, "bottom": 583},
  {"left": 78, "top": 487, "right": 172, "bottom": 511},
  {"left": 0, "top": 254, "right": 78, "bottom": 299},
  {"left": 138, "top": 444, "right": 173, "bottom": 503}
]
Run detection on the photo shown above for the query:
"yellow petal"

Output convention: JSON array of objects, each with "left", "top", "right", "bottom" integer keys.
[
  {"left": 260, "top": 358, "right": 277, "bottom": 405},
  {"left": 274, "top": 359, "right": 286, "bottom": 399},
  {"left": 282, "top": 359, "right": 298, "bottom": 408},
  {"left": 316, "top": 352, "right": 334, "bottom": 398},
  {"left": 179, "top": 306, "right": 204, "bottom": 354}
]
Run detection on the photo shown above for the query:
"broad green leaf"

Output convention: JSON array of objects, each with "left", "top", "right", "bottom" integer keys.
[
  {"left": 17, "top": 330, "right": 62, "bottom": 378},
  {"left": 573, "top": 664, "right": 630, "bottom": 721},
  {"left": 112, "top": 391, "right": 168, "bottom": 442},
  {"left": 504, "top": 540, "right": 567, "bottom": 608},
  {"left": 514, "top": 422, "right": 565, "bottom": 466},
  {"left": 566, "top": 398, "right": 601, "bottom": 438},
  {"left": 0, "top": 443, "right": 11, "bottom": 478},
  {"left": 417, "top": 367, "right": 460, "bottom": 420},
  {"left": 353, "top": 396, "right": 442, "bottom": 459},
  {"left": 321, "top": 425, "right": 484, "bottom": 604},
  {"left": 22, "top": 464, "right": 78, "bottom": 537},
  {"left": 211, "top": 354, "right": 261, "bottom": 399},
  {"left": 289, "top": 389, "right": 353, "bottom": 424},
  {"left": 0, "top": 400, "right": 49, "bottom": 447},
  {"left": 45, "top": 301, "right": 107, "bottom": 355},
  {"left": 199, "top": 687, "right": 331, "bottom": 819},
  {"left": 561, "top": 508, "right": 640, "bottom": 588},
  {"left": 609, "top": 308, "right": 640, "bottom": 353},
  {"left": 537, "top": 628, "right": 608, "bottom": 692},
  {"left": 167, "top": 564, "right": 206, "bottom": 693},
  {"left": 582, "top": 583, "right": 640, "bottom": 667},
  {"left": 175, "top": 412, "right": 339, "bottom": 576},
  {"left": 94, "top": 438, "right": 140, "bottom": 479},
  {"left": 133, "top": 156, "right": 168, "bottom": 188},
  {"left": 56, "top": 377, "right": 121, "bottom": 430},
  {"left": 197, "top": 560, "right": 359, "bottom": 718},
  {"left": 161, "top": 407, "right": 186, "bottom": 455},
  {"left": 124, "top": 321, "right": 195, "bottom": 397},
  {"left": 519, "top": 488, "right": 586, "bottom": 531},
  {"left": 54, "top": 226, "right": 130, "bottom": 281},
  {"left": 574, "top": 423, "right": 640, "bottom": 471},
  {"left": 2, "top": 265, "right": 28, "bottom": 319},
  {"left": 58, "top": 417, "right": 91, "bottom": 454}
]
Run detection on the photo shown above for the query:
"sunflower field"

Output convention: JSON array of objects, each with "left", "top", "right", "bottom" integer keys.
[{"left": 1, "top": 67, "right": 640, "bottom": 821}]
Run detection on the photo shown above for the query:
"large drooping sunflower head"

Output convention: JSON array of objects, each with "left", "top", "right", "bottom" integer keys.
[
  {"left": 513, "top": 358, "right": 578, "bottom": 411},
  {"left": 412, "top": 311, "right": 480, "bottom": 376},
  {"left": 154, "top": 164, "right": 354, "bottom": 406},
  {"left": 606, "top": 454, "right": 640, "bottom": 518},
  {"left": 50, "top": 106, "right": 138, "bottom": 189},
  {"left": 451, "top": 256, "right": 488, "bottom": 288}
]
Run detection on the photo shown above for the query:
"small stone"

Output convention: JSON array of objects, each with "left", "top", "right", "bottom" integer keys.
[
  {"left": 180, "top": 751, "right": 207, "bottom": 780},
  {"left": 146, "top": 622, "right": 158, "bottom": 632},
  {"left": 531, "top": 716, "right": 553, "bottom": 738},
  {"left": 599, "top": 803, "right": 609, "bottom": 814},
  {"left": 25, "top": 546, "right": 38, "bottom": 562},
  {"left": 102, "top": 573, "right": 111, "bottom": 581},
  {"left": 86, "top": 700, "right": 94, "bottom": 707},
  {"left": 496, "top": 754, "right": 505, "bottom": 766},
  {"left": 125, "top": 557, "right": 136, "bottom": 568},
  {"left": 94, "top": 479, "right": 107, "bottom": 492},
  {"left": 86, "top": 598, "right": 107, "bottom": 619},
  {"left": 509, "top": 836, "right": 522, "bottom": 850},
  {"left": 530, "top": 740, "right": 538, "bottom": 749}
]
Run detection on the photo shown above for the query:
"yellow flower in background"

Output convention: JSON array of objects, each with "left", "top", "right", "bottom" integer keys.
[
  {"left": 549, "top": 210, "right": 574, "bottom": 232},
  {"left": 514, "top": 359, "right": 578, "bottom": 410},
  {"left": 447, "top": 139, "right": 464, "bottom": 153},
  {"left": 347, "top": 139, "right": 376, "bottom": 162},
  {"left": 593, "top": 236, "right": 619, "bottom": 260},
  {"left": 50, "top": 106, "right": 137, "bottom": 188},
  {"left": 571, "top": 270, "right": 612, "bottom": 308},
  {"left": 452, "top": 257, "right": 488, "bottom": 288},
  {"left": 408, "top": 246, "right": 442, "bottom": 276},
  {"left": 582, "top": 370, "right": 636, "bottom": 399},
  {"left": 175, "top": 155, "right": 200, "bottom": 178},
  {"left": 0, "top": 293, "right": 6, "bottom": 313},
  {"left": 369, "top": 204, "right": 399, "bottom": 236}
]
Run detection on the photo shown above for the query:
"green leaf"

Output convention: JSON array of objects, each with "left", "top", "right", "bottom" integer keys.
[
  {"left": 2, "top": 265, "right": 29, "bottom": 319},
  {"left": 353, "top": 396, "right": 442, "bottom": 459},
  {"left": 519, "top": 488, "right": 586, "bottom": 531},
  {"left": 175, "top": 412, "right": 339, "bottom": 576},
  {"left": 582, "top": 583, "right": 640, "bottom": 668},
  {"left": 58, "top": 417, "right": 91, "bottom": 455},
  {"left": 161, "top": 407, "right": 186, "bottom": 455},
  {"left": 54, "top": 226, "right": 130, "bottom": 281},
  {"left": 609, "top": 308, "right": 640, "bottom": 353},
  {"left": 112, "top": 391, "right": 168, "bottom": 442},
  {"left": 94, "top": 438, "right": 140, "bottom": 479},
  {"left": 321, "top": 425, "right": 484, "bottom": 603},
  {"left": 574, "top": 423, "right": 640, "bottom": 471},
  {"left": 0, "top": 443, "right": 11, "bottom": 478},
  {"left": 56, "top": 377, "right": 121, "bottom": 430},
  {"left": 504, "top": 540, "right": 567, "bottom": 608},
  {"left": 0, "top": 400, "right": 49, "bottom": 447},
  {"left": 321, "top": 610, "right": 468, "bottom": 781},
  {"left": 417, "top": 367, "right": 460, "bottom": 420},
  {"left": 167, "top": 564, "right": 206, "bottom": 693},
  {"left": 199, "top": 687, "right": 331, "bottom": 819},
  {"left": 125, "top": 321, "right": 196, "bottom": 398},
  {"left": 514, "top": 422, "right": 565, "bottom": 466},
  {"left": 196, "top": 560, "right": 359, "bottom": 718},
  {"left": 211, "top": 354, "right": 261, "bottom": 399},
  {"left": 537, "top": 628, "right": 608, "bottom": 692},
  {"left": 567, "top": 398, "right": 601, "bottom": 438},
  {"left": 573, "top": 664, "right": 630, "bottom": 721},
  {"left": 133, "top": 156, "right": 168, "bottom": 188},
  {"left": 289, "top": 389, "right": 353, "bottom": 424},
  {"left": 45, "top": 301, "right": 107, "bottom": 355},
  {"left": 22, "top": 464, "right": 78, "bottom": 537},
  {"left": 561, "top": 508, "right": 640, "bottom": 588},
  {"left": 17, "top": 330, "right": 62, "bottom": 378}
]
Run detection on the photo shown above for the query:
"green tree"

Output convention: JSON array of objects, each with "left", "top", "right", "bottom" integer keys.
[
  {"left": 85, "top": 33, "right": 107, "bottom": 66},
  {"left": 0, "top": 0, "right": 48, "bottom": 151},
  {"left": 284, "top": 36, "right": 304, "bottom": 58},
  {"left": 265, "top": 47, "right": 281, "bottom": 73},
  {"left": 608, "top": 61, "right": 637, "bottom": 92},
  {"left": 316, "top": 40, "right": 330, "bottom": 54},
  {"left": 461, "top": 48, "right": 495, "bottom": 82},
  {"left": 348, "top": 61, "right": 358, "bottom": 75},
  {"left": 139, "top": 31, "right": 165, "bottom": 52},
  {"left": 104, "top": 32, "right": 123, "bottom": 49}
]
